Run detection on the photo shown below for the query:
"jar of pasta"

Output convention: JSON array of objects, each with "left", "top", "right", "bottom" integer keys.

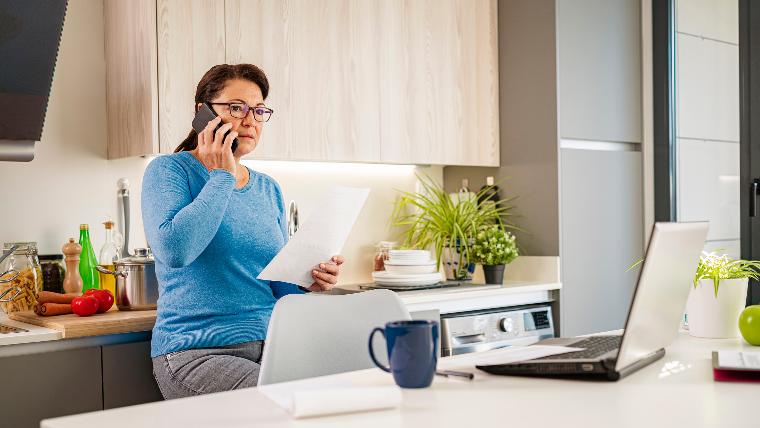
[{"left": 0, "top": 242, "right": 42, "bottom": 314}]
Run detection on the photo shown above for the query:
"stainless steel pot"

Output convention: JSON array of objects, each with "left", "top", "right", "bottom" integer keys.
[{"left": 97, "top": 248, "right": 158, "bottom": 310}]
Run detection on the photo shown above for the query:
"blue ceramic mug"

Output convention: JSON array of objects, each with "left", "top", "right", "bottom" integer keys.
[{"left": 368, "top": 320, "right": 439, "bottom": 388}]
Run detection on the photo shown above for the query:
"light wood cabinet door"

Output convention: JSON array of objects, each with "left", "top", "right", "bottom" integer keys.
[
  {"left": 225, "top": 0, "right": 498, "bottom": 166},
  {"left": 378, "top": 0, "right": 499, "bottom": 166},
  {"left": 156, "top": 0, "right": 226, "bottom": 154},
  {"left": 225, "top": 0, "right": 383, "bottom": 162},
  {"left": 104, "top": 0, "right": 159, "bottom": 158},
  {"left": 106, "top": 0, "right": 498, "bottom": 165}
]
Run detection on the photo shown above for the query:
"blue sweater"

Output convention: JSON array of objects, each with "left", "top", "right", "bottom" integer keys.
[{"left": 141, "top": 151, "right": 304, "bottom": 358}]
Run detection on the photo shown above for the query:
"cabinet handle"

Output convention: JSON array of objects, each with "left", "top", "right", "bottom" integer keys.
[{"left": 751, "top": 180, "right": 760, "bottom": 218}]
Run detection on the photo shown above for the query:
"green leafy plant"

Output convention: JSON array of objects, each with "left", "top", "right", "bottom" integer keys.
[
  {"left": 391, "top": 174, "right": 516, "bottom": 278},
  {"left": 471, "top": 225, "right": 519, "bottom": 266},
  {"left": 693, "top": 251, "right": 760, "bottom": 297}
]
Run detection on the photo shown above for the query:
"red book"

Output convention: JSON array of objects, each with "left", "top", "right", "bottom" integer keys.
[{"left": 712, "top": 351, "right": 760, "bottom": 383}]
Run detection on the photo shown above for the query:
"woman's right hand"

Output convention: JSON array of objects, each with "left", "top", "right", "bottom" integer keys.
[{"left": 196, "top": 116, "right": 237, "bottom": 176}]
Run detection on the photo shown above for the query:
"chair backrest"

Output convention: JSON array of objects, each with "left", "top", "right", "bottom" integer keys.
[{"left": 258, "top": 289, "right": 411, "bottom": 385}]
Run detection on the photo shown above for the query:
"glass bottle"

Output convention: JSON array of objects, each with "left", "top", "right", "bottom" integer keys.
[
  {"left": 98, "top": 220, "right": 121, "bottom": 297},
  {"left": 373, "top": 241, "right": 396, "bottom": 271},
  {"left": 79, "top": 224, "right": 100, "bottom": 292}
]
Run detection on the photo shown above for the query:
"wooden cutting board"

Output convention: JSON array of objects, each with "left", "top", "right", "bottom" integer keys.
[{"left": 9, "top": 309, "right": 157, "bottom": 338}]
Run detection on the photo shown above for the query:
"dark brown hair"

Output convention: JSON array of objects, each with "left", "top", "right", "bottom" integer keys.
[{"left": 174, "top": 64, "right": 270, "bottom": 153}]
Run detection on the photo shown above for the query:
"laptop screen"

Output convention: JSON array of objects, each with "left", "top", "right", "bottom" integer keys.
[{"left": 614, "top": 222, "right": 708, "bottom": 372}]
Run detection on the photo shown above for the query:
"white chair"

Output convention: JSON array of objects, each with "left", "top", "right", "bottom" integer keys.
[{"left": 258, "top": 289, "right": 411, "bottom": 385}]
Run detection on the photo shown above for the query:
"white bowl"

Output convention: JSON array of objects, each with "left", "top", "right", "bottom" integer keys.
[
  {"left": 388, "top": 256, "right": 430, "bottom": 265},
  {"left": 384, "top": 262, "right": 437, "bottom": 275},
  {"left": 388, "top": 249, "right": 430, "bottom": 260}
]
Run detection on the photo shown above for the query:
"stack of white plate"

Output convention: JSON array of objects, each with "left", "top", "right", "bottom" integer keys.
[{"left": 372, "top": 250, "right": 441, "bottom": 287}]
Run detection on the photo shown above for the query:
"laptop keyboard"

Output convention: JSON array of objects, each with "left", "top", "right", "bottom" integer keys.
[{"left": 534, "top": 336, "right": 622, "bottom": 360}]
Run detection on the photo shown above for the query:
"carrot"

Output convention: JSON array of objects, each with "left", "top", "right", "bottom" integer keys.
[
  {"left": 37, "top": 291, "right": 77, "bottom": 305},
  {"left": 36, "top": 302, "right": 73, "bottom": 316}
]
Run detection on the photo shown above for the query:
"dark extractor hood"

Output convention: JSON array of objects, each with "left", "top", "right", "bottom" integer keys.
[{"left": 0, "top": 0, "right": 67, "bottom": 162}]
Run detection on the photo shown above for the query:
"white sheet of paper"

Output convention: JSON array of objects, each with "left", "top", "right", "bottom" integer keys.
[
  {"left": 258, "top": 186, "right": 370, "bottom": 287},
  {"left": 717, "top": 350, "right": 760, "bottom": 370},
  {"left": 438, "top": 345, "right": 585, "bottom": 371}
]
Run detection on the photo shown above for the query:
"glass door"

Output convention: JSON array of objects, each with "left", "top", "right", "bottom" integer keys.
[
  {"left": 657, "top": 0, "right": 760, "bottom": 304},
  {"left": 673, "top": 0, "right": 741, "bottom": 259},
  {"left": 740, "top": 0, "right": 760, "bottom": 304}
]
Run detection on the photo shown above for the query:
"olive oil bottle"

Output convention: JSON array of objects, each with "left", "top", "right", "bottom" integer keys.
[{"left": 98, "top": 220, "right": 121, "bottom": 298}]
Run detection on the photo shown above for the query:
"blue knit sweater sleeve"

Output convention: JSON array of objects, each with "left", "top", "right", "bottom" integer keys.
[
  {"left": 142, "top": 156, "right": 236, "bottom": 268},
  {"left": 267, "top": 179, "right": 307, "bottom": 298}
]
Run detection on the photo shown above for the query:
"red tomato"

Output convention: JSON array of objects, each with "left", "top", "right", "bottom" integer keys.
[
  {"left": 84, "top": 288, "right": 98, "bottom": 296},
  {"left": 71, "top": 296, "right": 99, "bottom": 316},
  {"left": 91, "top": 289, "right": 115, "bottom": 313}
]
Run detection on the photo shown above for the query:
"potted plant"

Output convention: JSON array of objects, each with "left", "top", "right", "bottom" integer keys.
[
  {"left": 686, "top": 252, "right": 760, "bottom": 338},
  {"left": 471, "top": 225, "right": 519, "bottom": 284},
  {"left": 391, "top": 174, "right": 515, "bottom": 280}
]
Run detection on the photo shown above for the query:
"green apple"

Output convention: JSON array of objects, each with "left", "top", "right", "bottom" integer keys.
[{"left": 738, "top": 305, "right": 760, "bottom": 346}]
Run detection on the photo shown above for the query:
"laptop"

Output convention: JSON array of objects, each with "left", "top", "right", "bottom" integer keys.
[{"left": 477, "top": 222, "right": 709, "bottom": 381}]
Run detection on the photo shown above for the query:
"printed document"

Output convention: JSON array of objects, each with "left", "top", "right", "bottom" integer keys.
[{"left": 258, "top": 186, "right": 370, "bottom": 288}]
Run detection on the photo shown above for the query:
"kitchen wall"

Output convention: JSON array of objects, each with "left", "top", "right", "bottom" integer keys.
[{"left": 0, "top": 0, "right": 441, "bottom": 286}]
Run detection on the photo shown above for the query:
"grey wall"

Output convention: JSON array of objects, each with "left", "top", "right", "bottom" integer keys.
[{"left": 444, "top": 0, "right": 560, "bottom": 256}]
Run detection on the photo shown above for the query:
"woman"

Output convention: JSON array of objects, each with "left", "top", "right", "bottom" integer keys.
[{"left": 142, "top": 64, "right": 343, "bottom": 399}]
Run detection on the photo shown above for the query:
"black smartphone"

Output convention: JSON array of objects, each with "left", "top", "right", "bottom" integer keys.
[{"left": 191, "top": 102, "right": 238, "bottom": 153}]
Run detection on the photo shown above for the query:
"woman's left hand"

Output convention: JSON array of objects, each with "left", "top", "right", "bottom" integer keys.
[{"left": 308, "top": 255, "right": 344, "bottom": 292}]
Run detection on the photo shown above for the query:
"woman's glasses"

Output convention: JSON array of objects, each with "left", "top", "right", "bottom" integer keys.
[{"left": 208, "top": 102, "right": 273, "bottom": 122}]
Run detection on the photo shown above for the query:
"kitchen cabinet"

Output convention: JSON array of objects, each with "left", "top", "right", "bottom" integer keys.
[
  {"left": 156, "top": 0, "right": 226, "bottom": 154},
  {"left": 104, "top": 0, "right": 224, "bottom": 157},
  {"left": 102, "top": 340, "right": 163, "bottom": 409},
  {"left": 104, "top": 0, "right": 159, "bottom": 158},
  {"left": 0, "top": 347, "right": 102, "bottom": 428},
  {"left": 225, "top": 0, "right": 499, "bottom": 166},
  {"left": 556, "top": 0, "right": 642, "bottom": 144},
  {"left": 0, "top": 336, "right": 162, "bottom": 428},
  {"left": 105, "top": 0, "right": 499, "bottom": 166}
]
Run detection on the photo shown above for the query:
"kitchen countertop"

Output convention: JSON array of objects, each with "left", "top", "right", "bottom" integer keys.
[
  {"left": 339, "top": 280, "right": 561, "bottom": 314},
  {"left": 0, "top": 280, "right": 559, "bottom": 349},
  {"left": 0, "top": 257, "right": 561, "bottom": 348},
  {"left": 40, "top": 332, "right": 757, "bottom": 428},
  {"left": 0, "top": 313, "right": 61, "bottom": 346}
]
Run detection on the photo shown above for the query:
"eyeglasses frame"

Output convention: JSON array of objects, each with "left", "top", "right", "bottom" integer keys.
[{"left": 207, "top": 102, "right": 274, "bottom": 122}]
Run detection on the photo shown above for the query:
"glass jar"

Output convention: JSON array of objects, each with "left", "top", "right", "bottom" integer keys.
[
  {"left": 0, "top": 242, "right": 42, "bottom": 314},
  {"left": 373, "top": 241, "right": 396, "bottom": 271},
  {"left": 39, "top": 254, "right": 65, "bottom": 294}
]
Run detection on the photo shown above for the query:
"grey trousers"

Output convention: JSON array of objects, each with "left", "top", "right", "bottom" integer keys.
[{"left": 152, "top": 340, "right": 264, "bottom": 400}]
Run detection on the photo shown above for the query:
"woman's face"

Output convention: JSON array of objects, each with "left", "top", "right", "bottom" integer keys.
[{"left": 202, "top": 78, "right": 266, "bottom": 158}]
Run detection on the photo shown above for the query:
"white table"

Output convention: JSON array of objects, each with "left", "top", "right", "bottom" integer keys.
[{"left": 42, "top": 333, "right": 758, "bottom": 428}]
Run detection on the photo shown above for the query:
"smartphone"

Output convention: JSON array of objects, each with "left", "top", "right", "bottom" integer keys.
[{"left": 191, "top": 102, "right": 238, "bottom": 153}]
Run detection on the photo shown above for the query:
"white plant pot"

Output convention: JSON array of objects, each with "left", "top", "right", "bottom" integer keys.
[
  {"left": 686, "top": 278, "right": 748, "bottom": 338},
  {"left": 441, "top": 245, "right": 471, "bottom": 281}
]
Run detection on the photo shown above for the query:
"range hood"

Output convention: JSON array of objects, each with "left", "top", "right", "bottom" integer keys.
[{"left": 0, "top": 0, "right": 67, "bottom": 162}]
